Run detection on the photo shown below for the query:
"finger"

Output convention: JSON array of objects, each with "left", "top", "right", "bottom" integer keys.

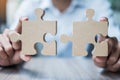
[
  {"left": 93, "top": 35, "right": 110, "bottom": 68},
  {"left": 3, "top": 29, "right": 21, "bottom": 50},
  {"left": 8, "top": 30, "right": 21, "bottom": 50},
  {"left": 11, "top": 50, "right": 23, "bottom": 65},
  {"left": 95, "top": 17, "right": 109, "bottom": 43},
  {"left": 3, "top": 29, "right": 21, "bottom": 51},
  {"left": 20, "top": 54, "right": 31, "bottom": 62},
  {"left": 0, "top": 44, "right": 8, "bottom": 60},
  {"left": 12, "top": 17, "right": 28, "bottom": 50},
  {"left": 107, "top": 57, "right": 120, "bottom": 72},
  {"left": 107, "top": 37, "right": 119, "bottom": 65},
  {"left": 93, "top": 17, "right": 112, "bottom": 68},
  {"left": 0, "top": 30, "right": 10, "bottom": 59},
  {"left": 100, "top": 17, "right": 108, "bottom": 22},
  {"left": 2, "top": 29, "right": 20, "bottom": 51},
  {"left": 0, "top": 35, "right": 14, "bottom": 58},
  {"left": 93, "top": 56, "right": 107, "bottom": 68},
  {"left": 15, "top": 17, "right": 28, "bottom": 34},
  {"left": 12, "top": 41, "right": 21, "bottom": 50},
  {"left": 0, "top": 58, "right": 10, "bottom": 67}
]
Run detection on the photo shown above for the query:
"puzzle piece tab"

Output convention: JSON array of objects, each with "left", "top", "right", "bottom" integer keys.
[
  {"left": 9, "top": 8, "right": 57, "bottom": 56},
  {"left": 61, "top": 9, "right": 108, "bottom": 56}
]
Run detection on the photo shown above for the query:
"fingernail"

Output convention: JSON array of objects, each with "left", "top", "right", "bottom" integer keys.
[{"left": 100, "top": 17, "right": 108, "bottom": 22}]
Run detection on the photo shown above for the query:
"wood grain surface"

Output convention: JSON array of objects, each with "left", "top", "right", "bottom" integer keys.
[{"left": 0, "top": 54, "right": 120, "bottom": 80}]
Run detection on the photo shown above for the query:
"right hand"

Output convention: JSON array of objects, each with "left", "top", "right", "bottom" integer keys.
[
  {"left": 93, "top": 17, "right": 120, "bottom": 72},
  {"left": 0, "top": 17, "right": 31, "bottom": 67}
]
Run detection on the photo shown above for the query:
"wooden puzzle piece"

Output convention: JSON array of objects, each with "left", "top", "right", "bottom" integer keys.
[
  {"left": 9, "top": 8, "right": 57, "bottom": 56},
  {"left": 61, "top": 9, "right": 108, "bottom": 56}
]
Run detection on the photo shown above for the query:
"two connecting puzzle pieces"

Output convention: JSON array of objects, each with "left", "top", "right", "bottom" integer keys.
[{"left": 9, "top": 8, "right": 108, "bottom": 57}]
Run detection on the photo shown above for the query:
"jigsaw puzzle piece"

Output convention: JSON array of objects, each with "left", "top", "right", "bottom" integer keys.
[
  {"left": 21, "top": 8, "right": 57, "bottom": 56},
  {"left": 9, "top": 8, "right": 57, "bottom": 56},
  {"left": 61, "top": 9, "right": 108, "bottom": 56},
  {"left": 94, "top": 41, "right": 108, "bottom": 56}
]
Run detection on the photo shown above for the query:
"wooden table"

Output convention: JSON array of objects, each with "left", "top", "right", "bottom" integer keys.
[{"left": 0, "top": 54, "right": 120, "bottom": 80}]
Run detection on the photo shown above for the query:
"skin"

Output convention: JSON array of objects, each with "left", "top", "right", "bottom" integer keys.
[
  {"left": 93, "top": 17, "right": 120, "bottom": 72},
  {"left": 53, "top": 0, "right": 120, "bottom": 72},
  {"left": 0, "top": 17, "right": 31, "bottom": 67},
  {"left": 52, "top": 0, "right": 71, "bottom": 12},
  {"left": 0, "top": 0, "right": 119, "bottom": 72}
]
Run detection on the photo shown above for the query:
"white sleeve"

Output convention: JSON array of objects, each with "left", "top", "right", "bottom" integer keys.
[{"left": 10, "top": 0, "right": 41, "bottom": 30}]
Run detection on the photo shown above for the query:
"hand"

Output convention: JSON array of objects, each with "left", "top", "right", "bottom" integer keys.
[
  {"left": 0, "top": 17, "right": 31, "bottom": 67},
  {"left": 93, "top": 17, "right": 120, "bottom": 72}
]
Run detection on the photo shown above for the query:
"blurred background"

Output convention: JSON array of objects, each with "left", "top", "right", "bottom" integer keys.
[
  {"left": 0, "top": 0, "right": 23, "bottom": 33},
  {"left": 0, "top": 0, "right": 120, "bottom": 33}
]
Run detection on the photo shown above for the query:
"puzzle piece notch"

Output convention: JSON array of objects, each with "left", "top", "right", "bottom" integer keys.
[
  {"left": 61, "top": 9, "right": 108, "bottom": 56},
  {"left": 9, "top": 8, "right": 57, "bottom": 56}
]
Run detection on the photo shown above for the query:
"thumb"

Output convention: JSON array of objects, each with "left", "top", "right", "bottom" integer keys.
[
  {"left": 20, "top": 54, "right": 32, "bottom": 62},
  {"left": 15, "top": 17, "right": 28, "bottom": 34},
  {"left": 95, "top": 17, "right": 109, "bottom": 43}
]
